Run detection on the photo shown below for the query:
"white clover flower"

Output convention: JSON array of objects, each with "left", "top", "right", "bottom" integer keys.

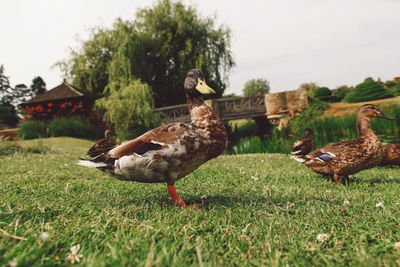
[
  {"left": 251, "top": 176, "right": 259, "bottom": 181},
  {"left": 325, "top": 190, "right": 332, "bottom": 193},
  {"left": 317, "top": 234, "right": 329, "bottom": 242},
  {"left": 395, "top": 242, "right": 400, "bottom": 251},
  {"left": 7, "top": 258, "right": 17, "bottom": 267},
  {"left": 201, "top": 195, "right": 207, "bottom": 200},
  {"left": 39, "top": 232, "right": 50, "bottom": 241},
  {"left": 343, "top": 200, "right": 350, "bottom": 206},
  {"left": 66, "top": 244, "right": 83, "bottom": 264},
  {"left": 376, "top": 202, "right": 384, "bottom": 208}
]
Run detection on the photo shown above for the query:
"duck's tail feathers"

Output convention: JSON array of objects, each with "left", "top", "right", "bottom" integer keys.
[
  {"left": 77, "top": 160, "right": 108, "bottom": 168},
  {"left": 291, "top": 150, "right": 302, "bottom": 155},
  {"left": 290, "top": 155, "right": 307, "bottom": 163}
]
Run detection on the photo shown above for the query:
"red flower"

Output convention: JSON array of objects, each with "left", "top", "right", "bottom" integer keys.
[
  {"left": 36, "top": 105, "right": 43, "bottom": 112},
  {"left": 21, "top": 107, "right": 25, "bottom": 111},
  {"left": 23, "top": 116, "right": 28, "bottom": 121},
  {"left": 60, "top": 103, "right": 67, "bottom": 109},
  {"left": 48, "top": 102, "right": 53, "bottom": 107}
]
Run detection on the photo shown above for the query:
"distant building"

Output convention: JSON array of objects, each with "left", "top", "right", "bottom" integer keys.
[{"left": 20, "top": 79, "right": 95, "bottom": 121}]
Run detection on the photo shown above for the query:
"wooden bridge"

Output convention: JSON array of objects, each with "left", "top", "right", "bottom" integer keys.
[{"left": 156, "top": 88, "right": 308, "bottom": 129}]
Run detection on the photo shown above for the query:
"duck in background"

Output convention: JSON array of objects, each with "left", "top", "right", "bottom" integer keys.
[
  {"left": 86, "top": 128, "right": 117, "bottom": 158},
  {"left": 291, "top": 128, "right": 316, "bottom": 156},
  {"left": 292, "top": 104, "right": 393, "bottom": 184},
  {"left": 379, "top": 143, "right": 400, "bottom": 168},
  {"left": 78, "top": 69, "right": 227, "bottom": 207}
]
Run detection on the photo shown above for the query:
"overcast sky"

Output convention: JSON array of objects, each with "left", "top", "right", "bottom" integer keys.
[{"left": 1, "top": 0, "right": 399, "bottom": 95}]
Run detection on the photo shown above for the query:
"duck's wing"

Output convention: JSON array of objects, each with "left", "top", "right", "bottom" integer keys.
[
  {"left": 304, "top": 139, "right": 363, "bottom": 163},
  {"left": 86, "top": 123, "right": 190, "bottom": 164}
]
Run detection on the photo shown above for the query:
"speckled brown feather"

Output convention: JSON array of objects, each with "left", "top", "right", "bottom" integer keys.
[{"left": 379, "top": 143, "right": 400, "bottom": 166}]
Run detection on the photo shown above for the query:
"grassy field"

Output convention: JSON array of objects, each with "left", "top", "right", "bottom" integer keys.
[
  {"left": 1, "top": 138, "right": 400, "bottom": 266},
  {"left": 323, "top": 96, "right": 400, "bottom": 118}
]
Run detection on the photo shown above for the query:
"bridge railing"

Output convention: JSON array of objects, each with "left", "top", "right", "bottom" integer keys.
[{"left": 155, "top": 89, "right": 308, "bottom": 126}]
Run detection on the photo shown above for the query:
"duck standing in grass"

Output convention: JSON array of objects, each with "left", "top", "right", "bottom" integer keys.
[
  {"left": 292, "top": 104, "right": 393, "bottom": 184},
  {"left": 291, "top": 128, "right": 316, "bottom": 156},
  {"left": 379, "top": 143, "right": 400, "bottom": 167},
  {"left": 78, "top": 69, "right": 227, "bottom": 207}
]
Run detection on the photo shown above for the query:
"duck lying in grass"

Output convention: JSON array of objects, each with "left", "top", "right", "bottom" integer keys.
[
  {"left": 78, "top": 69, "right": 227, "bottom": 207},
  {"left": 379, "top": 143, "right": 400, "bottom": 167},
  {"left": 291, "top": 128, "right": 316, "bottom": 156},
  {"left": 292, "top": 104, "right": 393, "bottom": 184}
]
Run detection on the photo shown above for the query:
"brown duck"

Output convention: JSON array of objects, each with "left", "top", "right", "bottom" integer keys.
[
  {"left": 379, "top": 143, "right": 400, "bottom": 167},
  {"left": 86, "top": 129, "right": 117, "bottom": 157},
  {"left": 291, "top": 128, "right": 316, "bottom": 156},
  {"left": 292, "top": 104, "right": 393, "bottom": 184},
  {"left": 78, "top": 69, "right": 227, "bottom": 207}
]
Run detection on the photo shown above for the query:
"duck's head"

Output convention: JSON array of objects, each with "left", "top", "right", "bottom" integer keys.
[
  {"left": 184, "top": 69, "right": 216, "bottom": 95},
  {"left": 304, "top": 128, "right": 314, "bottom": 138},
  {"left": 358, "top": 104, "right": 394, "bottom": 120}
]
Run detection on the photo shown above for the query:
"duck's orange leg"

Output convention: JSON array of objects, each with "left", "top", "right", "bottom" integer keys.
[
  {"left": 167, "top": 185, "right": 187, "bottom": 207},
  {"left": 334, "top": 174, "right": 339, "bottom": 184}
]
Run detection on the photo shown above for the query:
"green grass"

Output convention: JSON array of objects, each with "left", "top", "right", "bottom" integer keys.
[{"left": 1, "top": 138, "right": 400, "bottom": 266}]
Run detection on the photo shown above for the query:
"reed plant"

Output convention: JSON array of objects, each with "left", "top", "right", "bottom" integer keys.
[{"left": 228, "top": 104, "right": 400, "bottom": 155}]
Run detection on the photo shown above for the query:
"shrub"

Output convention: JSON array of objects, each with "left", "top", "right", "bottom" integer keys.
[
  {"left": 288, "top": 98, "right": 329, "bottom": 135},
  {"left": 344, "top": 78, "right": 393, "bottom": 103},
  {"left": 387, "top": 83, "right": 400, "bottom": 96},
  {"left": 314, "top": 87, "right": 331, "bottom": 98},
  {"left": 0, "top": 103, "right": 19, "bottom": 127},
  {"left": 332, "top": 85, "right": 351, "bottom": 101},
  {"left": 18, "top": 120, "right": 48, "bottom": 139},
  {"left": 48, "top": 117, "right": 100, "bottom": 139}
]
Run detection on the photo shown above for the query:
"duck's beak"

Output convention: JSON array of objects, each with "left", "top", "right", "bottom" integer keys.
[
  {"left": 378, "top": 112, "right": 394, "bottom": 120},
  {"left": 196, "top": 79, "right": 216, "bottom": 94}
]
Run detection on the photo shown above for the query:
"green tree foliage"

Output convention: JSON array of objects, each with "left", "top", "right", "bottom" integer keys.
[
  {"left": 242, "top": 79, "right": 270, "bottom": 97},
  {"left": 30, "top": 76, "right": 46, "bottom": 96},
  {"left": 288, "top": 98, "right": 330, "bottom": 135},
  {"left": 0, "top": 102, "right": 19, "bottom": 126},
  {"left": 222, "top": 93, "right": 241, "bottom": 98},
  {"left": 0, "top": 64, "right": 12, "bottom": 104},
  {"left": 96, "top": 79, "right": 159, "bottom": 141},
  {"left": 58, "top": 0, "right": 234, "bottom": 106},
  {"left": 299, "top": 82, "right": 318, "bottom": 98},
  {"left": 314, "top": 87, "right": 331, "bottom": 98},
  {"left": 332, "top": 85, "right": 351, "bottom": 101},
  {"left": 344, "top": 78, "right": 393, "bottom": 103},
  {"left": 384, "top": 78, "right": 400, "bottom": 96}
]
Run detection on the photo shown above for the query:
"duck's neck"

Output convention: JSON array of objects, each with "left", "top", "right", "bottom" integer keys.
[
  {"left": 186, "top": 90, "right": 216, "bottom": 125},
  {"left": 357, "top": 115, "right": 373, "bottom": 137}
]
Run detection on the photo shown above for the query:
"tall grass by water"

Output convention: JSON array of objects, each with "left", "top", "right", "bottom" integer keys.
[{"left": 229, "top": 104, "right": 400, "bottom": 155}]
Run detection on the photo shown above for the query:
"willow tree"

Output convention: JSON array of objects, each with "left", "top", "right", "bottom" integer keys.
[
  {"left": 57, "top": 0, "right": 234, "bottom": 106},
  {"left": 96, "top": 30, "right": 159, "bottom": 140}
]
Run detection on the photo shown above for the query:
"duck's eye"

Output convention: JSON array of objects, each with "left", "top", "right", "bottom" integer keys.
[{"left": 199, "top": 82, "right": 203, "bottom": 85}]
